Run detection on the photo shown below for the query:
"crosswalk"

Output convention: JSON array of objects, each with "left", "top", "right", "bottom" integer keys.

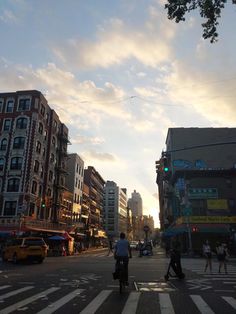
[{"left": 0, "top": 285, "right": 235, "bottom": 313}]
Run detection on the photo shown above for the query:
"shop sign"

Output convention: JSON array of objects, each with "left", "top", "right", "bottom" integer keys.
[
  {"left": 176, "top": 216, "right": 236, "bottom": 224},
  {"left": 207, "top": 199, "right": 228, "bottom": 210},
  {"left": 188, "top": 188, "right": 218, "bottom": 199}
]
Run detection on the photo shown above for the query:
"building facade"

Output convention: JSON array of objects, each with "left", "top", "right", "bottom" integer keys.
[
  {"left": 66, "top": 153, "right": 84, "bottom": 222},
  {"left": 0, "top": 90, "right": 70, "bottom": 234},
  {"left": 128, "top": 190, "right": 143, "bottom": 217},
  {"left": 84, "top": 166, "right": 106, "bottom": 242},
  {"left": 103, "top": 181, "right": 128, "bottom": 239},
  {"left": 156, "top": 128, "right": 236, "bottom": 254}
]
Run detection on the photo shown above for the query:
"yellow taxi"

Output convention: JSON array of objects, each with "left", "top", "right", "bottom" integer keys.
[{"left": 2, "top": 237, "right": 48, "bottom": 264}]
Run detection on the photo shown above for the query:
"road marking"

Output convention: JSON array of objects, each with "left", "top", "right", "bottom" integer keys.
[
  {"left": 190, "top": 295, "right": 214, "bottom": 314},
  {"left": 80, "top": 290, "right": 112, "bottom": 314},
  {"left": 222, "top": 296, "right": 236, "bottom": 309},
  {"left": 0, "top": 287, "right": 60, "bottom": 314},
  {"left": 37, "top": 289, "right": 84, "bottom": 314},
  {"left": 159, "top": 293, "right": 175, "bottom": 314},
  {"left": 122, "top": 292, "right": 140, "bottom": 314},
  {"left": 0, "top": 286, "right": 34, "bottom": 300},
  {"left": 0, "top": 286, "right": 11, "bottom": 291}
]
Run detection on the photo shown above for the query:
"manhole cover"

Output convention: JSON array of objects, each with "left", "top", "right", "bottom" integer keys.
[{"left": 134, "top": 281, "right": 176, "bottom": 292}]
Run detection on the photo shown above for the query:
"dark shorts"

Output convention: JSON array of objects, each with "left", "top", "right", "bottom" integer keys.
[
  {"left": 205, "top": 252, "right": 212, "bottom": 259},
  {"left": 217, "top": 254, "right": 225, "bottom": 262}
]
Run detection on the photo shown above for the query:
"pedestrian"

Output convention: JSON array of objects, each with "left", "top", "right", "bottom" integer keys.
[
  {"left": 203, "top": 240, "right": 212, "bottom": 273},
  {"left": 170, "top": 236, "right": 184, "bottom": 278},
  {"left": 107, "top": 238, "right": 113, "bottom": 256},
  {"left": 216, "top": 242, "right": 229, "bottom": 274}
]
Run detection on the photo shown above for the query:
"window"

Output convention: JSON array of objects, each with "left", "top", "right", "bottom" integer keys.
[
  {"left": 44, "top": 130, "right": 47, "bottom": 140},
  {"left": 0, "top": 158, "right": 4, "bottom": 171},
  {"left": 47, "top": 188, "right": 51, "bottom": 197},
  {"left": 3, "top": 119, "right": 11, "bottom": 131},
  {"left": 34, "top": 160, "right": 39, "bottom": 173},
  {"left": 7, "top": 178, "right": 20, "bottom": 192},
  {"left": 0, "top": 139, "right": 7, "bottom": 151},
  {"left": 46, "top": 113, "right": 49, "bottom": 123},
  {"left": 0, "top": 99, "right": 3, "bottom": 112},
  {"left": 52, "top": 136, "right": 56, "bottom": 146},
  {"left": 40, "top": 104, "right": 45, "bottom": 116},
  {"left": 50, "top": 153, "right": 55, "bottom": 163},
  {"left": 53, "top": 120, "right": 57, "bottom": 130},
  {"left": 40, "top": 165, "right": 44, "bottom": 178},
  {"left": 16, "top": 117, "right": 27, "bottom": 129},
  {"left": 36, "top": 141, "right": 41, "bottom": 153},
  {"left": 18, "top": 98, "right": 30, "bottom": 111},
  {"left": 4, "top": 201, "right": 17, "bottom": 216},
  {"left": 10, "top": 157, "right": 22, "bottom": 170},
  {"left": 38, "top": 122, "right": 43, "bottom": 134},
  {"left": 31, "top": 181, "right": 37, "bottom": 194},
  {"left": 13, "top": 137, "right": 25, "bottom": 149},
  {"left": 39, "top": 185, "right": 42, "bottom": 196},
  {"left": 6, "top": 100, "right": 14, "bottom": 113},
  {"left": 49, "top": 171, "right": 53, "bottom": 182}
]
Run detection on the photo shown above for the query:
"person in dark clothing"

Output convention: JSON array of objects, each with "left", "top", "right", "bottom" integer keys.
[
  {"left": 170, "top": 237, "right": 183, "bottom": 277},
  {"left": 107, "top": 239, "right": 113, "bottom": 256}
]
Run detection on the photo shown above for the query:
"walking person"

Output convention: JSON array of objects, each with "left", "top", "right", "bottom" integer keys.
[
  {"left": 216, "top": 242, "right": 229, "bottom": 274},
  {"left": 203, "top": 240, "right": 212, "bottom": 273},
  {"left": 107, "top": 238, "right": 113, "bottom": 256}
]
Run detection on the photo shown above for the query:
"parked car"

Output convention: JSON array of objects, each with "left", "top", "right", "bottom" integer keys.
[{"left": 2, "top": 237, "right": 48, "bottom": 264}]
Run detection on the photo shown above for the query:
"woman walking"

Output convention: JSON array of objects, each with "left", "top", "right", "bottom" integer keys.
[
  {"left": 216, "top": 243, "right": 229, "bottom": 274},
  {"left": 203, "top": 240, "right": 212, "bottom": 273}
]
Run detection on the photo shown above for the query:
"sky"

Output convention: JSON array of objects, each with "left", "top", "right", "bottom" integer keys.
[{"left": 1, "top": 1, "right": 236, "bottom": 227}]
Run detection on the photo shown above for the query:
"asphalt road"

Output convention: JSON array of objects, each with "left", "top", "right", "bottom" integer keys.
[{"left": 0, "top": 247, "right": 236, "bottom": 313}]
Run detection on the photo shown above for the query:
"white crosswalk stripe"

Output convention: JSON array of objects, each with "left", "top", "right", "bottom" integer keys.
[
  {"left": 37, "top": 288, "right": 85, "bottom": 314},
  {"left": 79, "top": 290, "right": 112, "bottom": 314},
  {"left": 0, "top": 286, "right": 236, "bottom": 313},
  {"left": 222, "top": 296, "right": 236, "bottom": 310},
  {"left": 122, "top": 291, "right": 140, "bottom": 314},
  {"left": 0, "top": 287, "right": 60, "bottom": 314},
  {"left": 0, "top": 286, "right": 34, "bottom": 301},
  {"left": 159, "top": 293, "right": 175, "bottom": 314},
  {"left": 190, "top": 295, "right": 215, "bottom": 314}
]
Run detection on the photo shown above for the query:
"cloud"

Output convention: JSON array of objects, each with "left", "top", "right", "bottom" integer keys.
[
  {"left": 163, "top": 60, "right": 236, "bottom": 126},
  {"left": 81, "top": 150, "right": 116, "bottom": 162},
  {"left": 71, "top": 135, "right": 105, "bottom": 145},
  {"left": 0, "top": 10, "right": 18, "bottom": 24},
  {"left": 0, "top": 60, "right": 131, "bottom": 123},
  {"left": 52, "top": 10, "right": 176, "bottom": 69}
]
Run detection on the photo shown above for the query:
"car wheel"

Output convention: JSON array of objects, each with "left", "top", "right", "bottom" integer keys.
[{"left": 12, "top": 253, "right": 18, "bottom": 264}]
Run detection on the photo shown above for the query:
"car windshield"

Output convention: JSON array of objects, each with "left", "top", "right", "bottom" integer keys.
[{"left": 24, "top": 239, "right": 45, "bottom": 246}]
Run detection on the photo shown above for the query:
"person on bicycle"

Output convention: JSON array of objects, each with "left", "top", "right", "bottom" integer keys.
[{"left": 114, "top": 232, "right": 132, "bottom": 285}]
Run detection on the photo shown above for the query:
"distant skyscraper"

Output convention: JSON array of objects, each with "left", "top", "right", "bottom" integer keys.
[
  {"left": 103, "top": 181, "right": 127, "bottom": 238},
  {"left": 128, "top": 190, "right": 143, "bottom": 217}
]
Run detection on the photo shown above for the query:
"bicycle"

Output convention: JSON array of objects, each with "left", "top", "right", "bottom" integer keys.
[{"left": 117, "top": 259, "right": 126, "bottom": 294}]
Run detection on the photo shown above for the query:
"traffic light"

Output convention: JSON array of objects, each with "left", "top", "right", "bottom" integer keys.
[
  {"left": 192, "top": 226, "right": 198, "bottom": 232},
  {"left": 41, "top": 202, "right": 46, "bottom": 208},
  {"left": 163, "top": 157, "right": 169, "bottom": 172}
]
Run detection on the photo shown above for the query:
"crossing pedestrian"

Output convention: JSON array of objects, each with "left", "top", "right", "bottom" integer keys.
[
  {"left": 216, "top": 242, "right": 229, "bottom": 274},
  {"left": 107, "top": 238, "right": 113, "bottom": 256},
  {"left": 203, "top": 240, "right": 212, "bottom": 273}
]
